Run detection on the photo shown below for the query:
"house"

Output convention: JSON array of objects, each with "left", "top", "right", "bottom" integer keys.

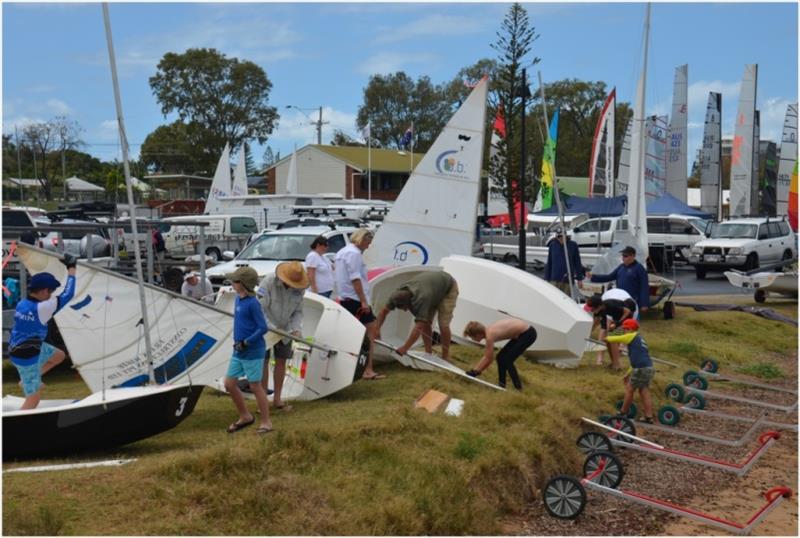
[{"left": 264, "top": 144, "right": 424, "bottom": 201}]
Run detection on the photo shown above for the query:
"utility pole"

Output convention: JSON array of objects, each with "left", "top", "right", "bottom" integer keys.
[
  {"left": 14, "top": 125, "right": 23, "bottom": 201},
  {"left": 517, "top": 68, "right": 530, "bottom": 271},
  {"left": 62, "top": 147, "right": 67, "bottom": 201}
]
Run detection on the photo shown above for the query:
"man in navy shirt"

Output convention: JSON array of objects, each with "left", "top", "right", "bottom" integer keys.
[
  {"left": 544, "top": 228, "right": 585, "bottom": 296},
  {"left": 587, "top": 245, "right": 650, "bottom": 312}
]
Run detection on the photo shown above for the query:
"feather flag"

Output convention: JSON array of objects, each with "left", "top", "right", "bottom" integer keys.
[
  {"left": 399, "top": 123, "right": 413, "bottom": 148},
  {"left": 493, "top": 105, "right": 507, "bottom": 139},
  {"left": 534, "top": 109, "right": 559, "bottom": 212},
  {"left": 789, "top": 160, "right": 798, "bottom": 231}
]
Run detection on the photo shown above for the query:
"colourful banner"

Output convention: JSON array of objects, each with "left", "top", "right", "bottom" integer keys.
[
  {"left": 536, "top": 109, "right": 559, "bottom": 211},
  {"left": 789, "top": 160, "right": 798, "bottom": 231}
]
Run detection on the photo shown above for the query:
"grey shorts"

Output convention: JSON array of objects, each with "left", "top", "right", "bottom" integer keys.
[
  {"left": 266, "top": 339, "right": 293, "bottom": 360},
  {"left": 630, "top": 366, "right": 655, "bottom": 389}
]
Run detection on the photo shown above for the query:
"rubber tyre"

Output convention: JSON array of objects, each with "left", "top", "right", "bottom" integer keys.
[
  {"left": 665, "top": 383, "right": 686, "bottom": 403},
  {"left": 663, "top": 301, "right": 675, "bottom": 320},
  {"left": 615, "top": 400, "right": 637, "bottom": 419},
  {"left": 503, "top": 254, "right": 518, "bottom": 265},
  {"left": 700, "top": 358, "right": 719, "bottom": 373},
  {"left": 780, "top": 250, "right": 793, "bottom": 270},
  {"left": 543, "top": 475, "right": 586, "bottom": 519},
  {"left": 576, "top": 431, "right": 613, "bottom": 455},
  {"left": 685, "top": 391, "right": 706, "bottom": 410},
  {"left": 754, "top": 289, "right": 767, "bottom": 303},
  {"left": 683, "top": 370, "right": 700, "bottom": 385},
  {"left": 744, "top": 253, "right": 759, "bottom": 271},
  {"left": 583, "top": 450, "right": 624, "bottom": 489},
  {"left": 658, "top": 405, "right": 681, "bottom": 426},
  {"left": 605, "top": 415, "right": 636, "bottom": 440},
  {"left": 205, "top": 247, "right": 222, "bottom": 262},
  {"left": 695, "top": 266, "right": 707, "bottom": 279}
]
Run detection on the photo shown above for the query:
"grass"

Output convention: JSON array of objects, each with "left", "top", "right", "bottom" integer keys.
[{"left": 2, "top": 295, "right": 797, "bottom": 535}]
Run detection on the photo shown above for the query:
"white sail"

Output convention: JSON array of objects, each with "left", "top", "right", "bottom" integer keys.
[
  {"left": 616, "top": 118, "right": 633, "bottom": 196},
  {"left": 730, "top": 64, "right": 758, "bottom": 217},
  {"left": 16, "top": 245, "right": 365, "bottom": 401},
  {"left": 666, "top": 64, "right": 688, "bottom": 202},
  {"left": 776, "top": 103, "right": 798, "bottom": 216},
  {"left": 285, "top": 148, "right": 298, "bottom": 194},
  {"left": 231, "top": 146, "right": 249, "bottom": 197},
  {"left": 364, "top": 77, "right": 489, "bottom": 268},
  {"left": 589, "top": 88, "right": 616, "bottom": 197},
  {"left": 644, "top": 114, "right": 668, "bottom": 202},
  {"left": 204, "top": 142, "right": 232, "bottom": 214},
  {"left": 700, "top": 92, "right": 723, "bottom": 219}
]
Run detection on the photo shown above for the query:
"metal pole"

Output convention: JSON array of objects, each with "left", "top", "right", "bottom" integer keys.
[
  {"left": 15, "top": 125, "right": 23, "bottom": 202},
  {"left": 146, "top": 226, "right": 154, "bottom": 284},
  {"left": 368, "top": 130, "right": 372, "bottom": 200},
  {"left": 198, "top": 224, "right": 207, "bottom": 281},
  {"left": 518, "top": 69, "right": 528, "bottom": 270},
  {"left": 317, "top": 106, "right": 323, "bottom": 145},
  {"left": 62, "top": 148, "right": 67, "bottom": 201},
  {"left": 102, "top": 2, "right": 154, "bottom": 381}
]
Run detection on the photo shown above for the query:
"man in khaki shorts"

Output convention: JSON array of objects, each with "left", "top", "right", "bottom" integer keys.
[{"left": 375, "top": 271, "right": 459, "bottom": 360}]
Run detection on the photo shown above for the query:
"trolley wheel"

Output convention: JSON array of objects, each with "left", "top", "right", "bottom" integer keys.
[
  {"left": 542, "top": 475, "right": 587, "bottom": 519},
  {"left": 700, "top": 358, "right": 719, "bottom": 373},
  {"left": 663, "top": 301, "right": 675, "bottom": 320},
  {"left": 576, "top": 431, "right": 613, "bottom": 455},
  {"left": 685, "top": 391, "right": 706, "bottom": 410},
  {"left": 754, "top": 289, "right": 767, "bottom": 303},
  {"left": 665, "top": 383, "right": 686, "bottom": 402},
  {"left": 683, "top": 370, "right": 699, "bottom": 385},
  {"left": 658, "top": 405, "right": 681, "bottom": 426},
  {"left": 615, "top": 400, "right": 637, "bottom": 419},
  {"left": 602, "top": 415, "right": 637, "bottom": 440},
  {"left": 583, "top": 450, "right": 625, "bottom": 489}
]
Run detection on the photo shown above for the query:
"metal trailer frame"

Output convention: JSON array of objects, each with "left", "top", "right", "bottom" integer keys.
[
  {"left": 659, "top": 404, "right": 799, "bottom": 433},
  {"left": 581, "top": 417, "right": 781, "bottom": 476},
  {"left": 684, "top": 368, "right": 798, "bottom": 395},
  {"left": 543, "top": 452, "right": 793, "bottom": 535},
  {"left": 679, "top": 385, "right": 799, "bottom": 413},
  {"left": 623, "top": 411, "right": 769, "bottom": 447}
]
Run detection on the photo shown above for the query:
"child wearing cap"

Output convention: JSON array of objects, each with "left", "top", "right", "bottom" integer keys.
[
  {"left": 223, "top": 266, "right": 272, "bottom": 434},
  {"left": 8, "top": 255, "right": 77, "bottom": 410},
  {"left": 615, "top": 318, "right": 656, "bottom": 423}
]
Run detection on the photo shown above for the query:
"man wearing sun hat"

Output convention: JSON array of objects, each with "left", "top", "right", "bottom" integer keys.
[
  {"left": 256, "top": 261, "right": 309, "bottom": 411},
  {"left": 181, "top": 271, "right": 214, "bottom": 303}
]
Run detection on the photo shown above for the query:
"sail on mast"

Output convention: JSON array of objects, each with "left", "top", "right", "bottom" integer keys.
[
  {"left": 204, "top": 143, "right": 232, "bottom": 214},
  {"left": 699, "top": 92, "right": 723, "bottom": 219},
  {"left": 729, "top": 64, "right": 758, "bottom": 217},
  {"left": 589, "top": 88, "right": 616, "bottom": 197},
  {"left": 616, "top": 118, "right": 633, "bottom": 195},
  {"left": 644, "top": 114, "right": 668, "bottom": 202},
  {"left": 285, "top": 147, "right": 299, "bottom": 194},
  {"left": 776, "top": 103, "right": 798, "bottom": 216},
  {"left": 752, "top": 110, "right": 761, "bottom": 215},
  {"left": 666, "top": 64, "right": 688, "bottom": 202},
  {"left": 231, "top": 146, "right": 248, "bottom": 197}
]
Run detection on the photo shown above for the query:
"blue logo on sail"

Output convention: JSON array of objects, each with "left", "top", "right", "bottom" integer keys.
[
  {"left": 393, "top": 241, "right": 429, "bottom": 265},
  {"left": 115, "top": 331, "right": 217, "bottom": 387},
  {"left": 435, "top": 150, "right": 467, "bottom": 177}
]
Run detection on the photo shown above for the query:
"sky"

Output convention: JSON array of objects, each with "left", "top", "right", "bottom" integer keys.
[{"left": 2, "top": 1, "right": 798, "bottom": 176}]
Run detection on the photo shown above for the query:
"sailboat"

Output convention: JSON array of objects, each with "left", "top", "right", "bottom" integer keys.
[
  {"left": 615, "top": 118, "right": 634, "bottom": 195},
  {"left": 666, "top": 64, "right": 688, "bottom": 203},
  {"left": 589, "top": 88, "right": 616, "bottom": 198},
  {"left": 366, "top": 77, "right": 592, "bottom": 368},
  {"left": 231, "top": 146, "right": 249, "bottom": 197},
  {"left": 776, "top": 104, "right": 798, "bottom": 216},
  {"left": 699, "top": 92, "right": 723, "bottom": 219},
  {"left": 644, "top": 114, "right": 668, "bottom": 201},
  {"left": 204, "top": 142, "right": 232, "bottom": 214},
  {"left": 730, "top": 64, "right": 758, "bottom": 217},
  {"left": 2, "top": 4, "right": 203, "bottom": 460}
]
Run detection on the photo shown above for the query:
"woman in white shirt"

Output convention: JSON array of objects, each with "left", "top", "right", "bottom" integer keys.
[{"left": 304, "top": 236, "right": 335, "bottom": 298}]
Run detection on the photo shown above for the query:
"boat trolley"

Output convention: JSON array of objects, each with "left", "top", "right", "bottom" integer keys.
[
  {"left": 656, "top": 404, "right": 798, "bottom": 434},
  {"left": 665, "top": 382, "right": 799, "bottom": 414}
]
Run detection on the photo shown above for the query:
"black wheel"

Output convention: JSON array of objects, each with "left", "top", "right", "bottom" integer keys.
[
  {"left": 780, "top": 250, "right": 793, "bottom": 270},
  {"left": 658, "top": 405, "right": 681, "bottom": 426},
  {"left": 206, "top": 247, "right": 222, "bottom": 262},
  {"left": 576, "top": 431, "right": 613, "bottom": 454},
  {"left": 603, "top": 415, "right": 636, "bottom": 441},
  {"left": 583, "top": 451, "right": 625, "bottom": 488},
  {"left": 665, "top": 383, "right": 686, "bottom": 402},
  {"left": 615, "top": 400, "right": 637, "bottom": 419},
  {"left": 700, "top": 358, "right": 719, "bottom": 373},
  {"left": 685, "top": 391, "right": 706, "bottom": 410},
  {"left": 744, "top": 253, "right": 759, "bottom": 271},
  {"left": 754, "top": 289, "right": 767, "bottom": 303},
  {"left": 695, "top": 266, "right": 707, "bottom": 279},
  {"left": 683, "top": 371, "right": 708, "bottom": 390},
  {"left": 503, "top": 254, "right": 518, "bottom": 265},
  {"left": 663, "top": 301, "right": 675, "bottom": 320},
  {"left": 683, "top": 370, "right": 699, "bottom": 385},
  {"left": 543, "top": 475, "right": 586, "bottom": 519}
]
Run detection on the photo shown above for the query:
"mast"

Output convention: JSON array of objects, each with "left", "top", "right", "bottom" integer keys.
[{"left": 102, "top": 3, "right": 154, "bottom": 382}]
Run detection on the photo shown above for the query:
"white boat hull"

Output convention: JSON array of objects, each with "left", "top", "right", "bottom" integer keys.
[
  {"left": 725, "top": 271, "right": 798, "bottom": 297},
  {"left": 370, "top": 255, "right": 593, "bottom": 368}
]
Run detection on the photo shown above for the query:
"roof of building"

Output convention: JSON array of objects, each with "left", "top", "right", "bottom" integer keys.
[{"left": 269, "top": 144, "right": 425, "bottom": 173}]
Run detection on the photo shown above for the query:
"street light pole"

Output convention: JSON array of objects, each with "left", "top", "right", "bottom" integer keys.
[{"left": 518, "top": 68, "right": 530, "bottom": 271}]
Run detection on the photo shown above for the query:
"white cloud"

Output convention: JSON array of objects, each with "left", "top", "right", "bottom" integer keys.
[
  {"left": 45, "top": 98, "right": 74, "bottom": 115},
  {"left": 374, "top": 14, "right": 484, "bottom": 44},
  {"left": 270, "top": 106, "right": 358, "bottom": 145},
  {"left": 28, "top": 84, "right": 56, "bottom": 93},
  {"left": 759, "top": 97, "right": 795, "bottom": 143},
  {"left": 98, "top": 119, "right": 120, "bottom": 141},
  {"left": 356, "top": 52, "right": 439, "bottom": 76}
]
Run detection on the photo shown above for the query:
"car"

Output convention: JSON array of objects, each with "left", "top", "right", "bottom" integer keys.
[
  {"left": 2, "top": 207, "right": 49, "bottom": 259},
  {"left": 205, "top": 225, "right": 356, "bottom": 290},
  {"left": 41, "top": 218, "right": 112, "bottom": 258},
  {"left": 162, "top": 214, "right": 258, "bottom": 261},
  {"left": 688, "top": 217, "right": 797, "bottom": 278}
]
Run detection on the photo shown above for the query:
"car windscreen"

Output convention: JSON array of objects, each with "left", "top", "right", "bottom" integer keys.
[
  {"left": 236, "top": 234, "right": 315, "bottom": 261},
  {"left": 711, "top": 223, "right": 757, "bottom": 239}
]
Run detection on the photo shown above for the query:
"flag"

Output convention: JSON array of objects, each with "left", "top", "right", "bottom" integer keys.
[
  {"left": 361, "top": 122, "right": 371, "bottom": 140},
  {"left": 399, "top": 124, "right": 413, "bottom": 148},
  {"left": 493, "top": 105, "right": 506, "bottom": 139},
  {"left": 534, "top": 109, "right": 559, "bottom": 212}
]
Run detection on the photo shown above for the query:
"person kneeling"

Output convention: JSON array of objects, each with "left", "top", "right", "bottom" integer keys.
[
  {"left": 462, "top": 319, "right": 536, "bottom": 390},
  {"left": 616, "top": 319, "right": 655, "bottom": 424}
]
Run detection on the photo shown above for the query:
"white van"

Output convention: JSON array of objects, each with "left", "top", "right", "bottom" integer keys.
[{"left": 163, "top": 215, "right": 258, "bottom": 261}]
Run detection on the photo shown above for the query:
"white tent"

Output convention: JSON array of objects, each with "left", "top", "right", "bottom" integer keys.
[{"left": 65, "top": 176, "right": 105, "bottom": 192}]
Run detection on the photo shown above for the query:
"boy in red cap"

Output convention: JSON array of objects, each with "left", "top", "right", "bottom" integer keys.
[{"left": 616, "top": 318, "right": 655, "bottom": 423}]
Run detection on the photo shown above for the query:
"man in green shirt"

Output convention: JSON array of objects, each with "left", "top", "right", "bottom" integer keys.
[{"left": 375, "top": 271, "right": 459, "bottom": 360}]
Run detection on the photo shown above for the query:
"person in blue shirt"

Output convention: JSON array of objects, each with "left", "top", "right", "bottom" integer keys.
[
  {"left": 586, "top": 245, "right": 650, "bottom": 312},
  {"left": 223, "top": 266, "right": 272, "bottom": 435},
  {"left": 616, "top": 319, "right": 655, "bottom": 423},
  {"left": 9, "top": 255, "right": 77, "bottom": 410},
  {"left": 543, "top": 228, "right": 585, "bottom": 295}
]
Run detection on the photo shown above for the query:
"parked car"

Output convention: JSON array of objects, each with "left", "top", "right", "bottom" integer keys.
[
  {"left": 2, "top": 207, "right": 49, "bottom": 260},
  {"left": 162, "top": 214, "right": 258, "bottom": 261},
  {"left": 688, "top": 217, "right": 797, "bottom": 278},
  {"left": 41, "top": 218, "right": 112, "bottom": 258},
  {"left": 206, "top": 225, "right": 355, "bottom": 290}
]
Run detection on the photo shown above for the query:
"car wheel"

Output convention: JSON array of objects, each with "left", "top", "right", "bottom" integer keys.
[
  {"left": 695, "top": 266, "right": 706, "bottom": 279},
  {"left": 503, "top": 254, "right": 518, "bottom": 265},
  {"left": 754, "top": 289, "right": 767, "bottom": 303},
  {"left": 206, "top": 247, "right": 222, "bottom": 262},
  {"left": 744, "top": 253, "right": 758, "bottom": 271},
  {"left": 780, "top": 250, "right": 793, "bottom": 270}
]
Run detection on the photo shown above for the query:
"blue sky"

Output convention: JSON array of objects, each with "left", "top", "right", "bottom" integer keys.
[{"left": 2, "top": 1, "right": 798, "bottom": 174}]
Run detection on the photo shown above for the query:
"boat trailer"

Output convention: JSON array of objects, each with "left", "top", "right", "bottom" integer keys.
[
  {"left": 543, "top": 450, "right": 793, "bottom": 534},
  {"left": 581, "top": 417, "right": 780, "bottom": 476},
  {"left": 684, "top": 359, "right": 797, "bottom": 395},
  {"left": 665, "top": 382, "right": 799, "bottom": 413},
  {"left": 657, "top": 404, "right": 798, "bottom": 433}
]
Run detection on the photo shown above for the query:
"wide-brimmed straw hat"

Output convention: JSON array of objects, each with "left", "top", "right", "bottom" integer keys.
[
  {"left": 276, "top": 261, "right": 310, "bottom": 289},
  {"left": 226, "top": 266, "right": 259, "bottom": 295}
]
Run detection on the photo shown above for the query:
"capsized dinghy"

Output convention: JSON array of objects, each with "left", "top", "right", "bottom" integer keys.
[
  {"left": 15, "top": 244, "right": 366, "bottom": 401},
  {"left": 724, "top": 267, "right": 798, "bottom": 302},
  {"left": 2, "top": 384, "right": 202, "bottom": 460},
  {"left": 370, "top": 255, "right": 593, "bottom": 368}
]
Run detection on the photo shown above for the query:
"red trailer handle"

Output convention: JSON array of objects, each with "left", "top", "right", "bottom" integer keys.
[
  {"left": 758, "top": 431, "right": 780, "bottom": 444},
  {"left": 764, "top": 487, "right": 793, "bottom": 502}
]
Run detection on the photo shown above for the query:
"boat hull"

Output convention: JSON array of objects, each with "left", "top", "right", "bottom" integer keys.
[
  {"left": 725, "top": 271, "right": 798, "bottom": 297},
  {"left": 2, "top": 384, "right": 202, "bottom": 460}
]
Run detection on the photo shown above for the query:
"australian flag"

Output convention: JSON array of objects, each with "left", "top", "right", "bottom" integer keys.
[{"left": 399, "top": 124, "right": 413, "bottom": 148}]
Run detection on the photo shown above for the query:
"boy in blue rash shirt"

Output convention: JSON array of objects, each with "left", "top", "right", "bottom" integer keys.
[
  {"left": 9, "top": 254, "right": 77, "bottom": 410},
  {"left": 223, "top": 266, "right": 273, "bottom": 434},
  {"left": 616, "top": 319, "right": 656, "bottom": 423}
]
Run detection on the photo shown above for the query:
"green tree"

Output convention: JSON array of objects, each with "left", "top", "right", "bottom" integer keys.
[
  {"left": 19, "top": 117, "right": 84, "bottom": 199},
  {"left": 490, "top": 2, "right": 541, "bottom": 231},
  {"left": 149, "top": 48, "right": 279, "bottom": 154},
  {"left": 330, "top": 129, "right": 366, "bottom": 147},
  {"left": 140, "top": 121, "right": 219, "bottom": 175},
  {"left": 261, "top": 146, "right": 281, "bottom": 170},
  {"left": 244, "top": 142, "right": 257, "bottom": 175}
]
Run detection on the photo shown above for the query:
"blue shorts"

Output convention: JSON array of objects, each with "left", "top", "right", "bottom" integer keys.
[
  {"left": 226, "top": 354, "right": 265, "bottom": 383},
  {"left": 14, "top": 342, "right": 57, "bottom": 396}
]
